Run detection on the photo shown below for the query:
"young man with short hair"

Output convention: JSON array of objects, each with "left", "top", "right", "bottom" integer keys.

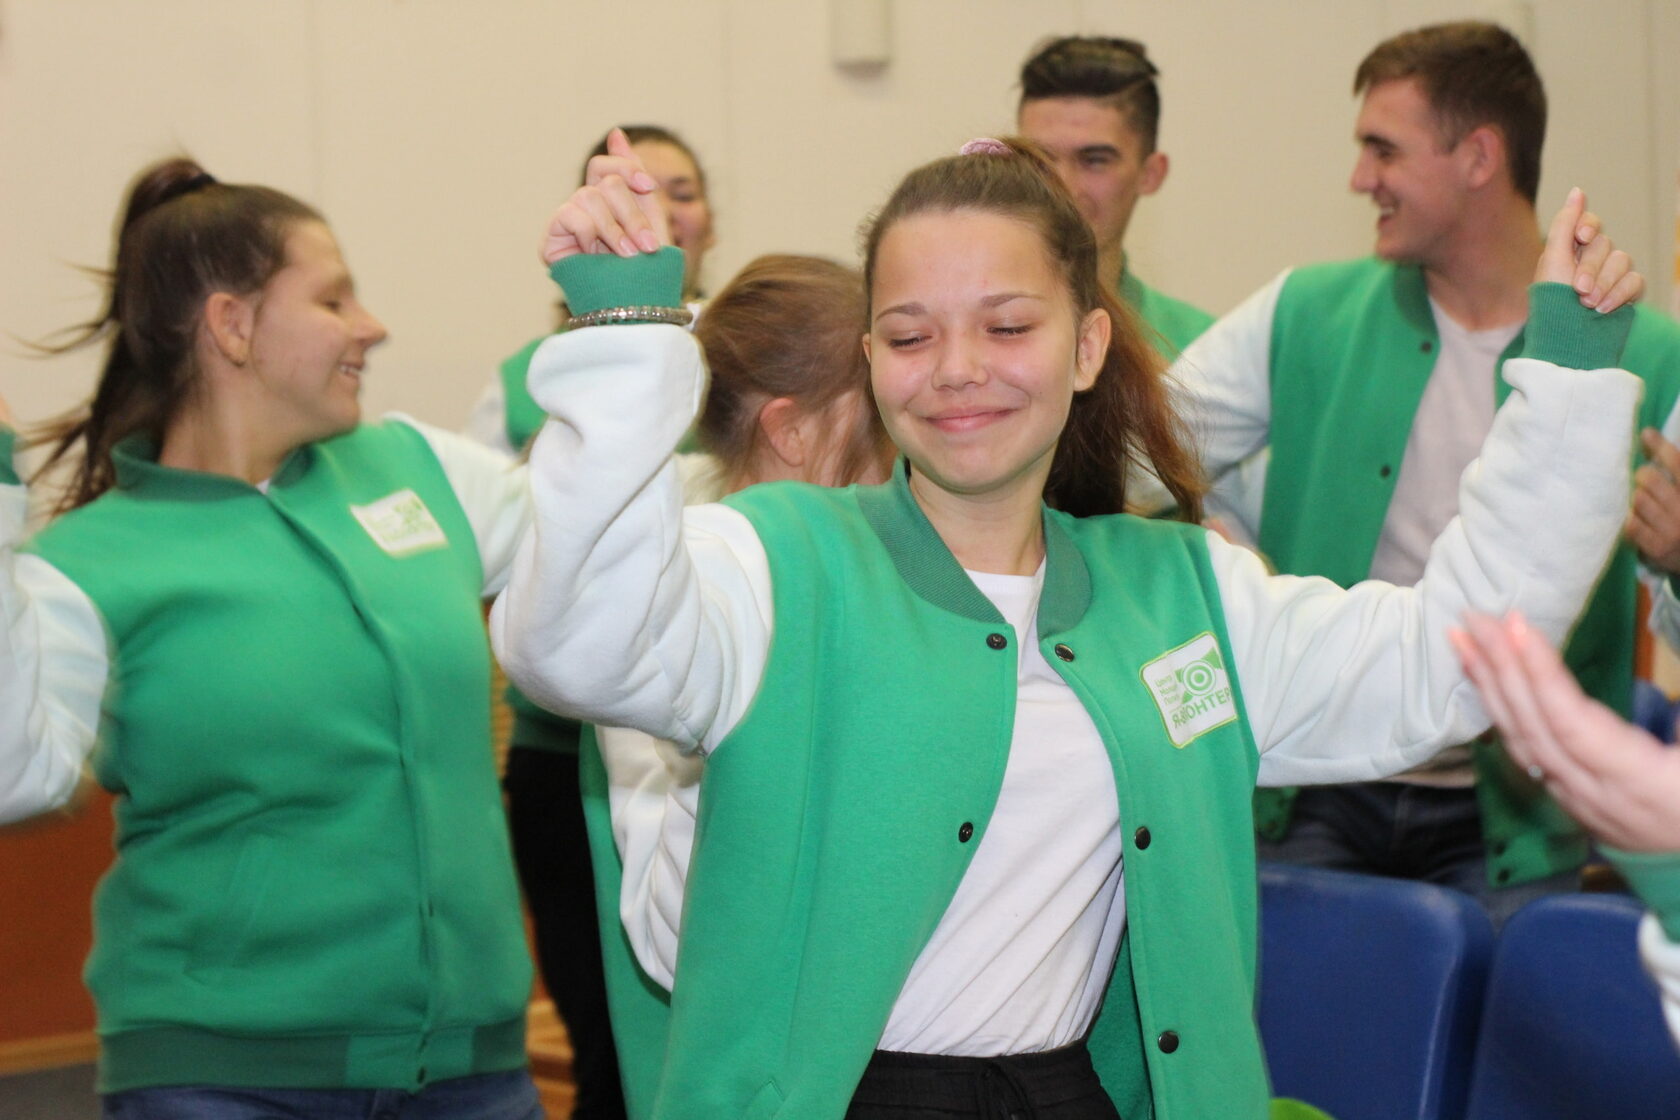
[
  {"left": 1170, "top": 20, "right": 1680, "bottom": 923},
  {"left": 1017, "top": 36, "right": 1213, "bottom": 358}
]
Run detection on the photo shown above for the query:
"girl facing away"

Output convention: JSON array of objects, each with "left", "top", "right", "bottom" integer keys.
[
  {"left": 0, "top": 158, "right": 541, "bottom": 1119},
  {"left": 492, "top": 131, "right": 1641, "bottom": 1119}
]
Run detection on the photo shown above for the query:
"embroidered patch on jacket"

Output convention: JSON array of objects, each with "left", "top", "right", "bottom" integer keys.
[
  {"left": 350, "top": 489, "right": 449, "bottom": 556},
  {"left": 1141, "top": 632, "right": 1237, "bottom": 748}
]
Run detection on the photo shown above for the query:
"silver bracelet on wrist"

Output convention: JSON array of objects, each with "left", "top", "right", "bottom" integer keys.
[{"left": 564, "top": 305, "right": 693, "bottom": 330}]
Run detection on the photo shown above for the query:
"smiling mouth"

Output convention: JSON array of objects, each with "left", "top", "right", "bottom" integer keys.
[{"left": 926, "top": 409, "right": 1012, "bottom": 433}]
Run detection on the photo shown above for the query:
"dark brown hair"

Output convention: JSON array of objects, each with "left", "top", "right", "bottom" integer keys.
[
  {"left": 36, "top": 157, "right": 321, "bottom": 511},
  {"left": 694, "top": 254, "right": 887, "bottom": 488},
  {"left": 861, "top": 138, "right": 1203, "bottom": 521},
  {"left": 1019, "top": 36, "right": 1162, "bottom": 152},
  {"left": 1355, "top": 21, "right": 1545, "bottom": 203}
]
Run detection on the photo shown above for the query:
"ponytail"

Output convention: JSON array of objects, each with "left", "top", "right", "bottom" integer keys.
[{"left": 34, "top": 157, "right": 320, "bottom": 511}]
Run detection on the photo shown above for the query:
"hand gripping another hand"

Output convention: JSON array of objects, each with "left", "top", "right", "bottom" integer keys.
[{"left": 541, "top": 128, "right": 674, "bottom": 266}]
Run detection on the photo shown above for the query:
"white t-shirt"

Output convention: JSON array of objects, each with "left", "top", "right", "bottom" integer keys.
[
  {"left": 1371, "top": 300, "right": 1520, "bottom": 786},
  {"left": 881, "top": 563, "right": 1126, "bottom": 1056}
]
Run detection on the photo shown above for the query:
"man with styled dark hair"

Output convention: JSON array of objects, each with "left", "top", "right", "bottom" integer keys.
[
  {"left": 1016, "top": 35, "right": 1213, "bottom": 359},
  {"left": 1166, "top": 19, "right": 1680, "bottom": 923}
]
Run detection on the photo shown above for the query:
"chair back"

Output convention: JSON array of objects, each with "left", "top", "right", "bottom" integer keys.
[
  {"left": 1258, "top": 862, "right": 1494, "bottom": 1120},
  {"left": 1463, "top": 892, "right": 1680, "bottom": 1120}
]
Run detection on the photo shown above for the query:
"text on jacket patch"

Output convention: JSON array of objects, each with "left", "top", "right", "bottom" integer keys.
[
  {"left": 1141, "top": 632, "right": 1238, "bottom": 747},
  {"left": 350, "top": 489, "right": 449, "bottom": 556}
]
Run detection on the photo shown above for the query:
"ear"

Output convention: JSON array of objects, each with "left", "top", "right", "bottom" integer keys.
[
  {"left": 757, "top": 396, "right": 811, "bottom": 468},
  {"left": 202, "top": 291, "right": 257, "bottom": 368},
  {"left": 1460, "top": 125, "right": 1503, "bottom": 191},
  {"left": 1139, "top": 150, "right": 1169, "bottom": 197},
  {"left": 860, "top": 331, "right": 873, "bottom": 367},
  {"left": 1074, "top": 307, "right": 1112, "bottom": 392}
]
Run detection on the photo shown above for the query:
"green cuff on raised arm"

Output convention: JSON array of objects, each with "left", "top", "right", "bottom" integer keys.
[
  {"left": 1603, "top": 846, "right": 1680, "bottom": 941},
  {"left": 0, "top": 426, "right": 20, "bottom": 487},
  {"left": 549, "top": 246, "right": 686, "bottom": 317},
  {"left": 1521, "top": 282, "right": 1635, "bottom": 370}
]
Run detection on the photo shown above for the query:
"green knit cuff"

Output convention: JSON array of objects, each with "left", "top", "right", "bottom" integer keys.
[
  {"left": 1522, "top": 282, "right": 1634, "bottom": 370},
  {"left": 0, "top": 426, "right": 19, "bottom": 487},
  {"left": 1602, "top": 846, "right": 1680, "bottom": 940},
  {"left": 549, "top": 247, "right": 685, "bottom": 316}
]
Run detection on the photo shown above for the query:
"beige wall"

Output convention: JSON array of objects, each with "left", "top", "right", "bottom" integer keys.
[{"left": 2, "top": 0, "right": 1675, "bottom": 439}]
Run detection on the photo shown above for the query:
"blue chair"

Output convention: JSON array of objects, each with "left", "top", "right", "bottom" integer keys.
[
  {"left": 1462, "top": 892, "right": 1680, "bottom": 1120},
  {"left": 1632, "top": 678, "right": 1677, "bottom": 743},
  {"left": 1257, "top": 862, "right": 1494, "bottom": 1120}
]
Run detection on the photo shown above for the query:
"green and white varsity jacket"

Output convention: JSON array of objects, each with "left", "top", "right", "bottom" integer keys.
[
  {"left": 0, "top": 418, "right": 533, "bottom": 1093},
  {"left": 1119, "top": 264, "right": 1214, "bottom": 361},
  {"left": 1166, "top": 258, "right": 1680, "bottom": 887},
  {"left": 491, "top": 248, "right": 1637, "bottom": 1119}
]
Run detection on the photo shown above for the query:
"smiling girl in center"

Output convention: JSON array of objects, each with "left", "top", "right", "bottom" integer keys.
[{"left": 494, "top": 132, "right": 1641, "bottom": 1119}]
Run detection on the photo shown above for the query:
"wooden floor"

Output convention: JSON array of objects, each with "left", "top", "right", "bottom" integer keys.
[{"left": 528, "top": 999, "right": 579, "bottom": 1118}]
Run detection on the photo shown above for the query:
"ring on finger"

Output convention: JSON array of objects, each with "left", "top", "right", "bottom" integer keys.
[{"left": 1526, "top": 763, "right": 1546, "bottom": 782}]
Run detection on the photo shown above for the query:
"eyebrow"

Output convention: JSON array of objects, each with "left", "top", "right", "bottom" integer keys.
[
  {"left": 1076, "top": 144, "right": 1120, "bottom": 159},
  {"left": 873, "top": 292, "right": 1045, "bottom": 322}
]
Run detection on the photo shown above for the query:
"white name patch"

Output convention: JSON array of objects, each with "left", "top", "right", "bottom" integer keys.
[
  {"left": 1141, "top": 632, "right": 1237, "bottom": 748},
  {"left": 350, "top": 489, "right": 449, "bottom": 557}
]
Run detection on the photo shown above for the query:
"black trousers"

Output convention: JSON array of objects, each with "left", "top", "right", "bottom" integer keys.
[
  {"left": 845, "top": 1041, "right": 1122, "bottom": 1120},
  {"left": 504, "top": 746, "right": 626, "bottom": 1120}
]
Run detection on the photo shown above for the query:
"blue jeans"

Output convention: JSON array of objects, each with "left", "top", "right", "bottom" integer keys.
[
  {"left": 1256, "top": 781, "right": 1578, "bottom": 929},
  {"left": 101, "top": 1069, "right": 543, "bottom": 1120}
]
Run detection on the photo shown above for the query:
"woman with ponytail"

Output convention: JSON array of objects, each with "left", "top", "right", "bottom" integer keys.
[
  {"left": 494, "top": 131, "right": 1642, "bottom": 1118},
  {"left": 0, "top": 158, "right": 542, "bottom": 1118}
]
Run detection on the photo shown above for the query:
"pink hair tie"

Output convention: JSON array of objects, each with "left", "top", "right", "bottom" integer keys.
[{"left": 959, "top": 137, "right": 1011, "bottom": 157}]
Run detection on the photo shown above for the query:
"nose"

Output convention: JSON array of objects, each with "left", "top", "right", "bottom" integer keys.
[
  {"left": 1349, "top": 149, "right": 1376, "bottom": 194},
  {"left": 359, "top": 306, "right": 389, "bottom": 348},
  {"left": 930, "top": 332, "right": 988, "bottom": 390}
]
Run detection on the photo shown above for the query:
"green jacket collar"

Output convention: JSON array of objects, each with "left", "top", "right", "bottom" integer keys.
[
  {"left": 111, "top": 434, "right": 314, "bottom": 498},
  {"left": 855, "top": 458, "right": 1092, "bottom": 632},
  {"left": 1390, "top": 261, "right": 1436, "bottom": 338}
]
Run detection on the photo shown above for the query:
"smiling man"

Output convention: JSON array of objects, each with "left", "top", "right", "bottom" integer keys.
[
  {"left": 1166, "top": 20, "right": 1680, "bottom": 923},
  {"left": 1017, "top": 36, "right": 1212, "bottom": 360}
]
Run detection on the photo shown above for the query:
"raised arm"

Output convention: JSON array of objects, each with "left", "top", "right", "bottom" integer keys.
[
  {"left": 1220, "top": 191, "right": 1643, "bottom": 784},
  {"left": 489, "top": 131, "right": 772, "bottom": 751},
  {"left": 0, "top": 422, "right": 108, "bottom": 823}
]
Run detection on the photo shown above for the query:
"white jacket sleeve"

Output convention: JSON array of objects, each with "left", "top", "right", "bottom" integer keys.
[
  {"left": 1206, "top": 357, "right": 1640, "bottom": 784},
  {"left": 396, "top": 414, "right": 531, "bottom": 597},
  {"left": 489, "top": 325, "right": 773, "bottom": 753},
  {"left": 462, "top": 377, "right": 519, "bottom": 458},
  {"left": 598, "top": 723, "right": 702, "bottom": 989},
  {"left": 1638, "top": 916, "right": 1680, "bottom": 1050},
  {"left": 1132, "top": 272, "right": 1288, "bottom": 513},
  {"left": 0, "top": 465, "right": 108, "bottom": 824}
]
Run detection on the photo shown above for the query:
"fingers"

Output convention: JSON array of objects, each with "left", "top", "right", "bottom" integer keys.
[
  {"left": 1644, "top": 428, "right": 1680, "bottom": 482},
  {"left": 1538, "top": 189, "right": 1644, "bottom": 311},
  {"left": 1592, "top": 256, "right": 1644, "bottom": 313},
  {"left": 1535, "top": 187, "right": 1587, "bottom": 287},
  {"left": 539, "top": 178, "right": 666, "bottom": 265},
  {"left": 0, "top": 391, "right": 13, "bottom": 429},
  {"left": 588, "top": 129, "right": 659, "bottom": 194},
  {"left": 1456, "top": 609, "right": 1680, "bottom": 853},
  {"left": 1571, "top": 216, "right": 1610, "bottom": 296},
  {"left": 1626, "top": 430, "right": 1680, "bottom": 571}
]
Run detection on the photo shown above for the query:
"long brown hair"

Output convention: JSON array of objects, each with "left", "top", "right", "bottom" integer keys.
[
  {"left": 860, "top": 137, "right": 1204, "bottom": 520},
  {"left": 694, "top": 254, "right": 887, "bottom": 488},
  {"left": 35, "top": 157, "right": 321, "bottom": 511}
]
